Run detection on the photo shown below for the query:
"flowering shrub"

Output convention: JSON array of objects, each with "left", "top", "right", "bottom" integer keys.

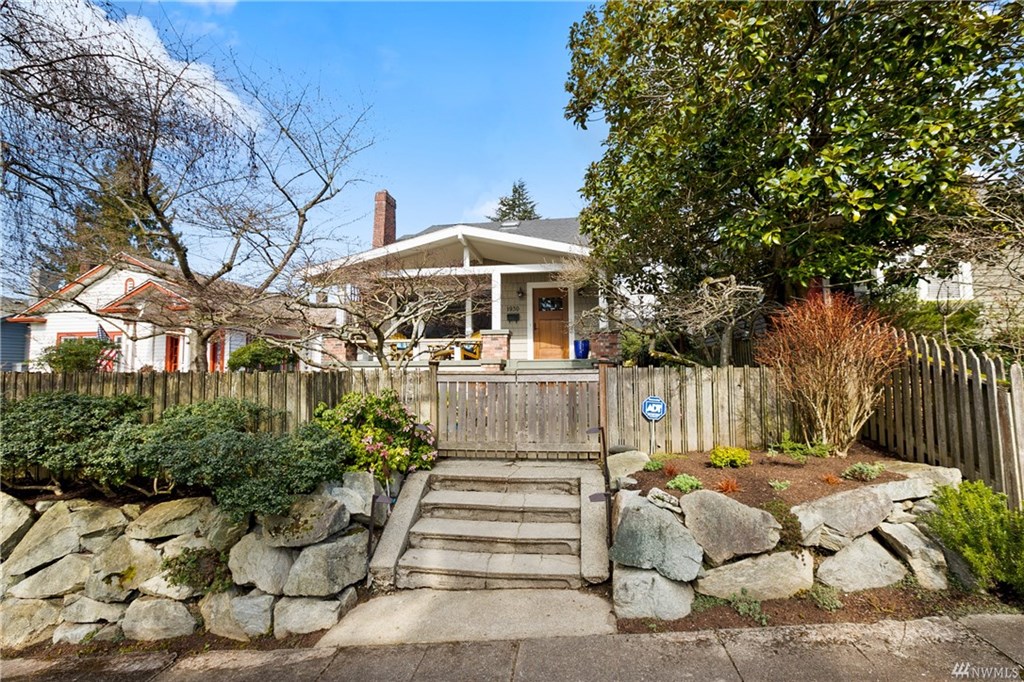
[{"left": 314, "top": 390, "right": 437, "bottom": 482}]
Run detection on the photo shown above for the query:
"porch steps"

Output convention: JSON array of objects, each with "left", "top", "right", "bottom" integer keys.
[{"left": 375, "top": 460, "right": 609, "bottom": 591}]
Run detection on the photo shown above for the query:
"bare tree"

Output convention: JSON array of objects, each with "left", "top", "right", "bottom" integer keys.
[{"left": 2, "top": 0, "right": 371, "bottom": 370}]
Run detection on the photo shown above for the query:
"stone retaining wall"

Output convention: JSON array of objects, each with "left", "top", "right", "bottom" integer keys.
[
  {"left": 610, "top": 461, "right": 965, "bottom": 619},
  {"left": 0, "top": 472, "right": 393, "bottom": 650}
]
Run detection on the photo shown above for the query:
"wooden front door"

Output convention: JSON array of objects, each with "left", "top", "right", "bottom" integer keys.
[
  {"left": 164, "top": 335, "right": 181, "bottom": 372},
  {"left": 532, "top": 287, "right": 569, "bottom": 359}
]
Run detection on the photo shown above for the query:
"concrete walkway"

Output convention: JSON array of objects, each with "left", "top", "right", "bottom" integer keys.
[{"left": 4, "top": 614, "right": 1021, "bottom": 682}]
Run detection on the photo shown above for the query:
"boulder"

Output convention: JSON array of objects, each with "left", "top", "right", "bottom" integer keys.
[
  {"left": 913, "top": 499, "right": 938, "bottom": 515},
  {"left": 84, "top": 536, "right": 162, "bottom": 602},
  {"left": 261, "top": 495, "right": 350, "bottom": 548},
  {"left": 122, "top": 597, "right": 197, "bottom": 641},
  {"left": 62, "top": 594, "right": 126, "bottom": 623},
  {"left": 646, "top": 488, "right": 681, "bottom": 514},
  {"left": 607, "top": 451, "right": 650, "bottom": 490},
  {"left": 695, "top": 550, "right": 814, "bottom": 601},
  {"left": 320, "top": 471, "right": 387, "bottom": 525},
  {"left": 886, "top": 504, "right": 918, "bottom": 525},
  {"left": 612, "top": 564, "right": 694, "bottom": 620},
  {"left": 200, "top": 589, "right": 247, "bottom": 642},
  {"left": 284, "top": 526, "right": 368, "bottom": 597},
  {"left": 52, "top": 622, "right": 105, "bottom": 645},
  {"left": 876, "top": 522, "right": 948, "bottom": 590},
  {"left": 0, "top": 493, "right": 34, "bottom": 559},
  {"left": 228, "top": 532, "right": 295, "bottom": 594},
  {"left": 120, "top": 504, "right": 142, "bottom": 520},
  {"left": 138, "top": 572, "right": 196, "bottom": 601},
  {"left": 231, "top": 591, "right": 275, "bottom": 638},
  {"left": 678, "top": 490, "right": 780, "bottom": 566},
  {"left": 200, "top": 508, "right": 249, "bottom": 551},
  {"left": 273, "top": 597, "right": 341, "bottom": 638},
  {"left": 882, "top": 461, "right": 962, "bottom": 488},
  {"left": 4, "top": 502, "right": 80, "bottom": 576},
  {"left": 817, "top": 535, "right": 908, "bottom": 592},
  {"left": 9, "top": 553, "right": 91, "bottom": 599},
  {"left": 0, "top": 598, "right": 61, "bottom": 649},
  {"left": 70, "top": 504, "right": 127, "bottom": 552},
  {"left": 870, "top": 478, "right": 936, "bottom": 503},
  {"left": 617, "top": 476, "right": 638, "bottom": 489},
  {"left": 337, "top": 586, "right": 358, "bottom": 617},
  {"left": 157, "top": 534, "right": 212, "bottom": 560},
  {"left": 125, "top": 498, "right": 213, "bottom": 541},
  {"left": 609, "top": 498, "right": 703, "bottom": 582},
  {"left": 611, "top": 490, "right": 641, "bottom": 541},
  {"left": 792, "top": 486, "right": 891, "bottom": 551}
]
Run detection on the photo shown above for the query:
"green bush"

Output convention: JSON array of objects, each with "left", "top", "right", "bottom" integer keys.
[
  {"left": 666, "top": 473, "right": 703, "bottom": 493},
  {"left": 314, "top": 390, "right": 437, "bottom": 483},
  {"left": 840, "top": 462, "right": 885, "bottom": 481},
  {"left": 768, "top": 431, "right": 830, "bottom": 463},
  {"left": 0, "top": 393, "right": 149, "bottom": 490},
  {"left": 162, "top": 548, "right": 233, "bottom": 595},
  {"left": 643, "top": 459, "right": 665, "bottom": 472},
  {"left": 923, "top": 481, "right": 1024, "bottom": 596},
  {"left": 805, "top": 583, "right": 844, "bottom": 612},
  {"left": 708, "top": 445, "right": 751, "bottom": 469},
  {"left": 37, "top": 338, "right": 121, "bottom": 372},
  {"left": 226, "top": 339, "right": 298, "bottom": 372}
]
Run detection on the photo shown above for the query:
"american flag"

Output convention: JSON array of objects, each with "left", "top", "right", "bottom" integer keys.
[{"left": 97, "top": 324, "right": 120, "bottom": 372}]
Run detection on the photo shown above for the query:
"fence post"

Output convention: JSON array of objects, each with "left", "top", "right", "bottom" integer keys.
[
  {"left": 428, "top": 360, "right": 439, "bottom": 429},
  {"left": 1008, "top": 365, "right": 1024, "bottom": 510}
]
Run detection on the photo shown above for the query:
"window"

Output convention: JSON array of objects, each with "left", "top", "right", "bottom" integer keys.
[
  {"left": 538, "top": 296, "right": 564, "bottom": 312},
  {"left": 125, "top": 278, "right": 135, "bottom": 294}
]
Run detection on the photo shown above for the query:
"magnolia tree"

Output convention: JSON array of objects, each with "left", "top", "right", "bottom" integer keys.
[{"left": 756, "top": 295, "right": 905, "bottom": 456}]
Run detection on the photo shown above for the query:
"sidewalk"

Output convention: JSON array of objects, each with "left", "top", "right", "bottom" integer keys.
[{"left": 4, "top": 614, "right": 1021, "bottom": 682}]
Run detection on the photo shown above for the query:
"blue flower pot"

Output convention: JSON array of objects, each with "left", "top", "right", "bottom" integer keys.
[{"left": 574, "top": 339, "right": 591, "bottom": 360}]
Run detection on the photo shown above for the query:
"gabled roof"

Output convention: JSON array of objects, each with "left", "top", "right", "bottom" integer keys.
[
  {"left": 98, "top": 280, "right": 189, "bottom": 314},
  {"left": 403, "top": 217, "right": 585, "bottom": 246}
]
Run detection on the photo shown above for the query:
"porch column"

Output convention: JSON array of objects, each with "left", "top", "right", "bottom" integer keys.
[
  {"left": 465, "top": 297, "right": 473, "bottom": 337},
  {"left": 490, "top": 271, "right": 502, "bottom": 330}
]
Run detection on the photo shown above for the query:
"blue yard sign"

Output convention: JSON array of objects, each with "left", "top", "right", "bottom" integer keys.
[{"left": 641, "top": 395, "right": 667, "bottom": 422}]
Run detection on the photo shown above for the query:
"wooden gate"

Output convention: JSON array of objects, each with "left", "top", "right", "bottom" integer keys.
[{"left": 435, "top": 370, "right": 601, "bottom": 459}]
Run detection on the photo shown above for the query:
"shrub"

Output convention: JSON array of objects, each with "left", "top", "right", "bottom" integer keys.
[
  {"left": 708, "top": 445, "right": 751, "bottom": 469},
  {"left": 922, "top": 481, "right": 1024, "bottom": 596},
  {"left": 756, "top": 294, "right": 904, "bottom": 456},
  {"left": 162, "top": 548, "right": 233, "bottom": 595},
  {"left": 226, "top": 339, "right": 298, "bottom": 372},
  {"left": 643, "top": 459, "right": 664, "bottom": 472},
  {"left": 841, "top": 462, "right": 885, "bottom": 481},
  {"left": 762, "top": 498, "right": 802, "bottom": 551},
  {"left": 37, "top": 338, "right": 120, "bottom": 372},
  {"left": 727, "top": 589, "right": 768, "bottom": 626},
  {"left": 663, "top": 459, "right": 687, "bottom": 477},
  {"left": 714, "top": 477, "right": 742, "bottom": 493},
  {"left": 314, "top": 390, "right": 437, "bottom": 483},
  {"left": 805, "top": 583, "right": 844, "bottom": 612},
  {"left": 768, "top": 479, "right": 790, "bottom": 491},
  {"left": 0, "top": 392, "right": 149, "bottom": 492},
  {"left": 666, "top": 473, "right": 703, "bottom": 493},
  {"left": 768, "top": 431, "right": 830, "bottom": 464}
]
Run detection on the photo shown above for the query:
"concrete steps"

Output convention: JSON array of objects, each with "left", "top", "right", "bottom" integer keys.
[
  {"left": 427, "top": 474, "right": 578, "bottom": 495},
  {"left": 409, "top": 518, "right": 581, "bottom": 555},
  {"left": 419, "top": 490, "right": 581, "bottom": 523},
  {"left": 397, "top": 548, "right": 583, "bottom": 589}
]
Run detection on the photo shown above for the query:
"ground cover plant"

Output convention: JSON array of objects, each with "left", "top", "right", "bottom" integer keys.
[{"left": 708, "top": 445, "right": 751, "bottom": 468}]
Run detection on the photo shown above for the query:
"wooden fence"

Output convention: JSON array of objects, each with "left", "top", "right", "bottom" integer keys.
[
  {"left": 604, "top": 366, "right": 791, "bottom": 453},
  {"left": 863, "top": 332, "right": 1024, "bottom": 509}
]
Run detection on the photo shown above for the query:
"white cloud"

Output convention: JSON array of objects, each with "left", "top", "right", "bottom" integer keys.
[{"left": 461, "top": 196, "right": 499, "bottom": 223}]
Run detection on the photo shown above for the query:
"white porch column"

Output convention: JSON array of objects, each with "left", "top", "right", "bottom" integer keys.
[
  {"left": 490, "top": 271, "right": 502, "bottom": 330},
  {"left": 465, "top": 297, "right": 473, "bottom": 337}
]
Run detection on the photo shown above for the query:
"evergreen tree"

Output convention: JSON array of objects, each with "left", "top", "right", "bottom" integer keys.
[
  {"left": 44, "top": 154, "right": 174, "bottom": 281},
  {"left": 487, "top": 180, "right": 541, "bottom": 222}
]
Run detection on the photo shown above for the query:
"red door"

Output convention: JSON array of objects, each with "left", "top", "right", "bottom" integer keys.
[{"left": 164, "top": 336, "right": 181, "bottom": 372}]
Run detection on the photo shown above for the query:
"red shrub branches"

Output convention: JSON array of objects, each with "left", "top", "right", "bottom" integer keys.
[{"left": 756, "top": 294, "right": 904, "bottom": 457}]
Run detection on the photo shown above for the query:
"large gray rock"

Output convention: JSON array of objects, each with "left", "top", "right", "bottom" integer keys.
[
  {"left": 284, "top": 526, "right": 368, "bottom": 597},
  {"left": 273, "top": 597, "right": 341, "bottom": 638},
  {"left": 613, "top": 564, "right": 694, "bottom": 620},
  {"left": 200, "top": 589, "right": 247, "bottom": 642},
  {"left": 9, "top": 553, "right": 91, "bottom": 599},
  {"left": 695, "top": 550, "right": 814, "bottom": 601},
  {"left": 200, "top": 508, "right": 249, "bottom": 551},
  {"left": 0, "top": 493, "right": 34, "bottom": 559},
  {"left": 646, "top": 488, "right": 682, "bottom": 514},
  {"left": 609, "top": 498, "right": 703, "bottom": 582},
  {"left": 228, "top": 532, "right": 295, "bottom": 594},
  {"left": 817, "top": 535, "right": 908, "bottom": 592},
  {"left": 3, "top": 502, "right": 80, "bottom": 576},
  {"left": 882, "top": 461, "right": 962, "bottom": 488},
  {"left": 261, "top": 495, "right": 350, "bottom": 548},
  {"left": 125, "top": 497, "right": 213, "bottom": 541},
  {"left": 52, "top": 622, "right": 105, "bottom": 645},
  {"left": 876, "top": 522, "right": 948, "bottom": 590},
  {"left": 792, "top": 486, "right": 891, "bottom": 551},
  {"left": 607, "top": 451, "right": 650, "bottom": 490},
  {"left": 611, "top": 490, "right": 641, "bottom": 542},
  {"left": 84, "top": 536, "right": 162, "bottom": 602},
  {"left": 870, "top": 478, "right": 936, "bottom": 503},
  {"left": 157, "top": 534, "right": 212, "bottom": 560},
  {"left": 320, "top": 471, "right": 387, "bottom": 525},
  {"left": 122, "top": 597, "right": 196, "bottom": 640},
  {"left": 138, "top": 572, "right": 196, "bottom": 601},
  {"left": 231, "top": 591, "right": 275, "bottom": 638},
  {"left": 678, "top": 491, "right": 781, "bottom": 566},
  {"left": 0, "top": 598, "right": 61, "bottom": 649},
  {"left": 62, "top": 594, "right": 126, "bottom": 623},
  {"left": 71, "top": 504, "right": 127, "bottom": 553}
]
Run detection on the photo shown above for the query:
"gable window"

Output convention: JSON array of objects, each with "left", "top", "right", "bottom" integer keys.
[{"left": 125, "top": 278, "right": 135, "bottom": 295}]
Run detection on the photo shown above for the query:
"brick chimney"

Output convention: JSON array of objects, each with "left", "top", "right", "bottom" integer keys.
[{"left": 372, "top": 190, "right": 397, "bottom": 248}]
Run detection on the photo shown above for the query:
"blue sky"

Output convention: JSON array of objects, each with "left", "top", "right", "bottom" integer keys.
[{"left": 117, "top": 1, "right": 606, "bottom": 249}]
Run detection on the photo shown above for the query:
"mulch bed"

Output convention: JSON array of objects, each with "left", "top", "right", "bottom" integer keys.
[{"left": 625, "top": 442, "right": 908, "bottom": 509}]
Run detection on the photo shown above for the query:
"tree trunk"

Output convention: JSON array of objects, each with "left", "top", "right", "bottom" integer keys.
[{"left": 718, "top": 325, "right": 734, "bottom": 367}]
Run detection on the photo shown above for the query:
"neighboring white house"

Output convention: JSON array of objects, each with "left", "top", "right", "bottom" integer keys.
[
  {"left": 315, "top": 190, "right": 611, "bottom": 363},
  {"left": 11, "top": 254, "right": 265, "bottom": 372}
]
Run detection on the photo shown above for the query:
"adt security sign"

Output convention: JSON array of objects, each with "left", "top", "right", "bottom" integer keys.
[{"left": 642, "top": 396, "right": 667, "bottom": 422}]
